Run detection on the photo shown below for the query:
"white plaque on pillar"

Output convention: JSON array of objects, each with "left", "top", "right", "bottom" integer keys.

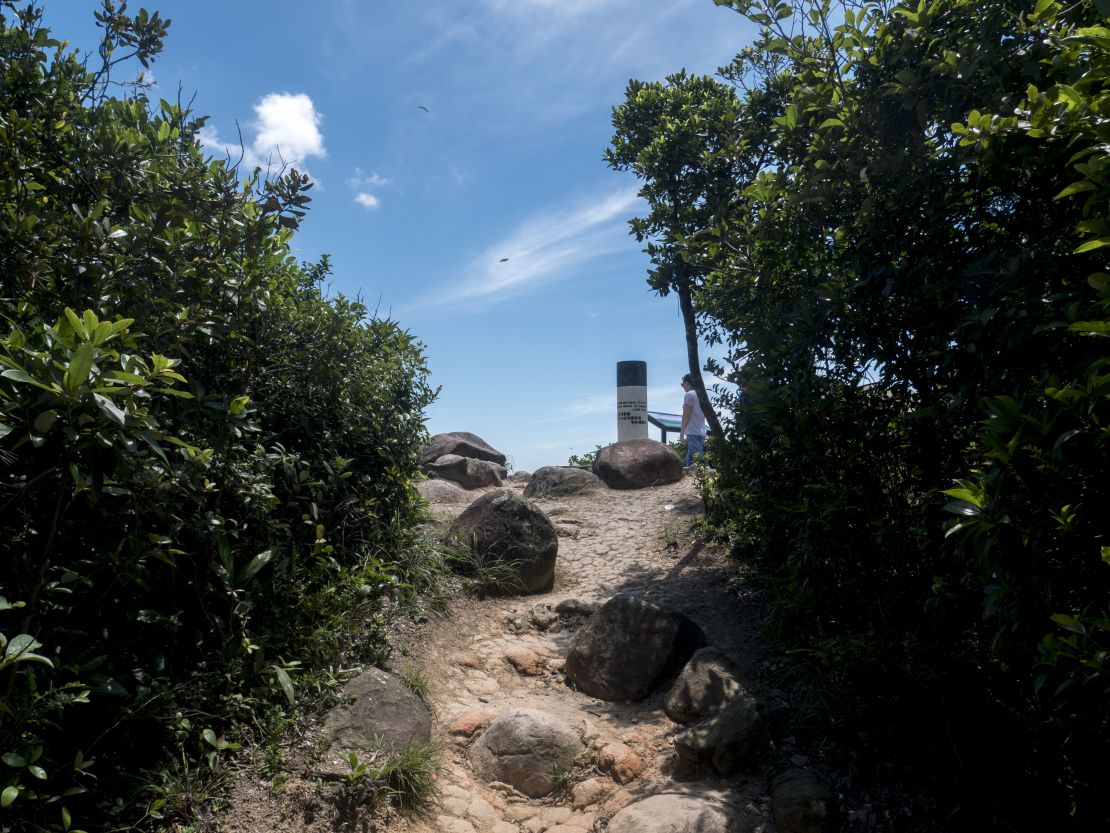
[{"left": 616, "top": 361, "right": 648, "bottom": 441}]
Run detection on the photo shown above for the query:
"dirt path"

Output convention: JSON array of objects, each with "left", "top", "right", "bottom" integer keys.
[{"left": 219, "top": 475, "right": 780, "bottom": 833}]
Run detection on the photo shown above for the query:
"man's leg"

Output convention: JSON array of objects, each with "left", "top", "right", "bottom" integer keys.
[{"left": 685, "top": 434, "right": 704, "bottom": 466}]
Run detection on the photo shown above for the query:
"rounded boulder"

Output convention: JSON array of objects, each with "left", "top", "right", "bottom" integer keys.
[
  {"left": 607, "top": 794, "right": 756, "bottom": 833},
  {"left": 469, "top": 708, "right": 584, "bottom": 797},
  {"left": 592, "top": 439, "right": 683, "bottom": 490},
  {"left": 447, "top": 490, "right": 558, "bottom": 594},
  {"left": 322, "top": 668, "right": 432, "bottom": 757},
  {"left": 564, "top": 593, "right": 705, "bottom": 702}
]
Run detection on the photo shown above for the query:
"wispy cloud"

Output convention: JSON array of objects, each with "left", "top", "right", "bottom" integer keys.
[
  {"left": 200, "top": 92, "right": 327, "bottom": 180},
  {"left": 349, "top": 168, "right": 391, "bottom": 210},
  {"left": 425, "top": 187, "right": 641, "bottom": 307}
]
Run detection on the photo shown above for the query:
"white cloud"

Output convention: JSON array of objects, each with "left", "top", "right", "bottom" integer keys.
[
  {"left": 198, "top": 92, "right": 326, "bottom": 180},
  {"left": 547, "top": 384, "right": 677, "bottom": 422},
  {"left": 252, "top": 92, "right": 326, "bottom": 166},
  {"left": 354, "top": 192, "right": 380, "bottom": 209},
  {"left": 426, "top": 187, "right": 641, "bottom": 307}
]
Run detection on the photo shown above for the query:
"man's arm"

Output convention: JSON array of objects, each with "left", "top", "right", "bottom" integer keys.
[{"left": 681, "top": 402, "right": 692, "bottom": 438}]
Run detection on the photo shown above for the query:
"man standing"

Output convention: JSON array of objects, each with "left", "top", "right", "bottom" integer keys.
[{"left": 679, "top": 373, "right": 706, "bottom": 468}]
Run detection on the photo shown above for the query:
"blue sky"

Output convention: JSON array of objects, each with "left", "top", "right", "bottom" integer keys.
[{"left": 45, "top": 0, "right": 756, "bottom": 472}]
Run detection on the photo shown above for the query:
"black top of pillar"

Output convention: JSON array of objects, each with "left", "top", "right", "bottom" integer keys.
[{"left": 616, "top": 361, "right": 646, "bottom": 387}]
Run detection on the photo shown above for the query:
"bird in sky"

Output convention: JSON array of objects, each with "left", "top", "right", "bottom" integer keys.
[
  {"left": 499, "top": 257, "right": 509, "bottom": 262},
  {"left": 417, "top": 105, "right": 429, "bottom": 112}
]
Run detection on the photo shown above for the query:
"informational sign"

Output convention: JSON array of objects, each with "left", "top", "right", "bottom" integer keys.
[{"left": 616, "top": 360, "right": 648, "bottom": 441}]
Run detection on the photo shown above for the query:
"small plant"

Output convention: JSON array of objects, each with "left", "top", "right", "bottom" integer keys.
[
  {"left": 567, "top": 445, "right": 602, "bottom": 470},
  {"left": 445, "top": 540, "right": 526, "bottom": 597},
  {"left": 397, "top": 667, "right": 431, "bottom": 702}
]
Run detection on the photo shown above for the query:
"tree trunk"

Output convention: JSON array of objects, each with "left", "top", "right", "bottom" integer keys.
[{"left": 676, "top": 281, "right": 724, "bottom": 439}]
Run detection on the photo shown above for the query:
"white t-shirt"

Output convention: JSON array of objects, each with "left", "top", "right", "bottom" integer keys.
[{"left": 683, "top": 389, "right": 706, "bottom": 436}]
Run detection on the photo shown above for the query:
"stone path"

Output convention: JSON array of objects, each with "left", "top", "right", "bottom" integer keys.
[{"left": 395, "top": 476, "right": 776, "bottom": 833}]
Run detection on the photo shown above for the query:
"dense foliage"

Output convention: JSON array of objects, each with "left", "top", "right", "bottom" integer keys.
[
  {"left": 0, "top": 3, "right": 436, "bottom": 829},
  {"left": 612, "top": 0, "right": 1109, "bottom": 828}
]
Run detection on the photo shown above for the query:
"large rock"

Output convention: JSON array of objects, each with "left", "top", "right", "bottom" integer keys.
[
  {"left": 414, "top": 478, "right": 473, "bottom": 504},
  {"left": 772, "top": 769, "right": 838, "bottom": 833},
  {"left": 322, "top": 668, "right": 431, "bottom": 756},
  {"left": 607, "top": 794, "right": 756, "bottom": 833},
  {"left": 469, "top": 708, "right": 584, "bottom": 797},
  {"left": 422, "top": 431, "right": 507, "bottom": 466},
  {"left": 672, "top": 692, "right": 768, "bottom": 776},
  {"left": 447, "top": 490, "right": 558, "bottom": 594},
  {"left": 665, "top": 647, "right": 747, "bottom": 724},
  {"left": 524, "top": 466, "right": 604, "bottom": 498},
  {"left": 564, "top": 593, "right": 705, "bottom": 702},
  {"left": 424, "top": 453, "right": 506, "bottom": 488},
  {"left": 592, "top": 439, "right": 683, "bottom": 490}
]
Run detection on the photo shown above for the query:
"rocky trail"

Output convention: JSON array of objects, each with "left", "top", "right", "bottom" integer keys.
[{"left": 218, "top": 471, "right": 836, "bottom": 833}]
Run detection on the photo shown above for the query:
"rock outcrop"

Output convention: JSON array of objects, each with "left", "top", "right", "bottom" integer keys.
[
  {"left": 424, "top": 453, "right": 506, "bottom": 489},
  {"left": 447, "top": 490, "right": 558, "bottom": 594},
  {"left": 564, "top": 593, "right": 705, "bottom": 702},
  {"left": 422, "top": 431, "right": 507, "bottom": 466},
  {"left": 592, "top": 438, "right": 683, "bottom": 490},
  {"left": 523, "top": 466, "right": 604, "bottom": 498},
  {"left": 468, "top": 708, "right": 584, "bottom": 797}
]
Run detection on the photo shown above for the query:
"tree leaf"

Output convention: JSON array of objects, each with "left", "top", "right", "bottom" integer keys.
[
  {"left": 1, "top": 786, "right": 18, "bottom": 808},
  {"left": 93, "top": 393, "right": 127, "bottom": 426},
  {"left": 63, "top": 343, "right": 95, "bottom": 394},
  {"left": 237, "top": 549, "right": 274, "bottom": 585},
  {"left": 272, "top": 666, "right": 295, "bottom": 706}
]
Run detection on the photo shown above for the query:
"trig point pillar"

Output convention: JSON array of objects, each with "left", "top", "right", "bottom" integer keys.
[{"left": 616, "top": 360, "right": 648, "bottom": 441}]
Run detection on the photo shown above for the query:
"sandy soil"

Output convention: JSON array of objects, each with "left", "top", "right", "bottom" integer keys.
[{"left": 216, "top": 474, "right": 784, "bottom": 833}]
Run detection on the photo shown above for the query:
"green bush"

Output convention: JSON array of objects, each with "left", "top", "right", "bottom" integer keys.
[
  {"left": 613, "top": 0, "right": 1110, "bottom": 827},
  {"left": 0, "top": 3, "right": 437, "bottom": 829}
]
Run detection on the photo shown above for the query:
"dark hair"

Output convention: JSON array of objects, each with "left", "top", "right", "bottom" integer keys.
[{"left": 681, "top": 373, "right": 694, "bottom": 385}]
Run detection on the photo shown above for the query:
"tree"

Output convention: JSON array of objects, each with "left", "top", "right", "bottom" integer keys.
[{"left": 606, "top": 72, "right": 745, "bottom": 438}]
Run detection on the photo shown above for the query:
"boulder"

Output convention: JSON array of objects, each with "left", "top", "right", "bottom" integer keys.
[
  {"left": 424, "top": 454, "right": 506, "bottom": 488},
  {"left": 524, "top": 466, "right": 604, "bottom": 498},
  {"left": 414, "top": 478, "right": 473, "bottom": 504},
  {"left": 607, "top": 794, "right": 756, "bottom": 833},
  {"left": 672, "top": 693, "right": 768, "bottom": 776},
  {"left": 591, "top": 439, "right": 683, "bottom": 490},
  {"left": 447, "top": 490, "right": 558, "bottom": 594},
  {"left": 564, "top": 593, "right": 705, "bottom": 702},
  {"left": 506, "top": 470, "right": 532, "bottom": 482},
  {"left": 664, "top": 647, "right": 747, "bottom": 724},
  {"left": 322, "top": 668, "right": 431, "bottom": 756},
  {"left": 469, "top": 709, "right": 584, "bottom": 797},
  {"left": 771, "top": 769, "right": 838, "bottom": 833},
  {"left": 422, "top": 431, "right": 507, "bottom": 466}
]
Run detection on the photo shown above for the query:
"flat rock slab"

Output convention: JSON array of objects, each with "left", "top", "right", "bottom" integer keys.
[
  {"left": 665, "top": 646, "right": 747, "bottom": 724},
  {"left": 322, "top": 667, "right": 431, "bottom": 757},
  {"left": 422, "top": 431, "right": 507, "bottom": 466},
  {"left": 448, "top": 490, "right": 558, "bottom": 594},
  {"left": 564, "top": 593, "right": 705, "bottom": 702},
  {"left": 592, "top": 438, "right": 683, "bottom": 490},
  {"left": 469, "top": 708, "right": 584, "bottom": 798},
  {"left": 607, "top": 794, "right": 756, "bottom": 833},
  {"left": 524, "top": 466, "right": 605, "bottom": 498}
]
